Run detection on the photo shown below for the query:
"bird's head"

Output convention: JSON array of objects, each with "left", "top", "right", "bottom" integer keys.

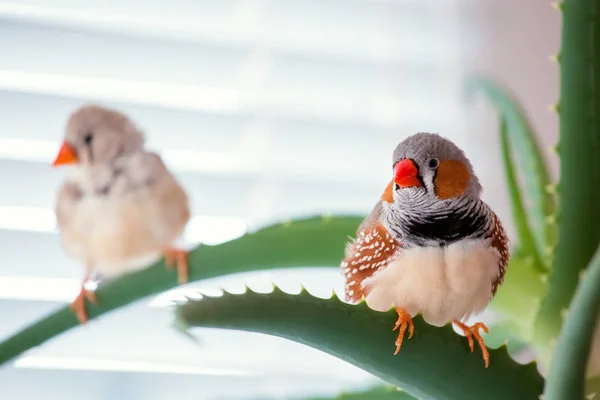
[
  {"left": 51, "top": 104, "right": 144, "bottom": 168},
  {"left": 381, "top": 132, "right": 482, "bottom": 207}
]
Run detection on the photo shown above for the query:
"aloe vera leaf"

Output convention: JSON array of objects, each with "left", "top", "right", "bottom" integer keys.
[
  {"left": 464, "top": 0, "right": 600, "bottom": 371},
  {"left": 543, "top": 245, "right": 600, "bottom": 400},
  {"left": 466, "top": 76, "right": 556, "bottom": 265},
  {"left": 498, "top": 115, "right": 546, "bottom": 273},
  {"left": 489, "top": 249, "right": 546, "bottom": 339},
  {"left": 0, "top": 215, "right": 363, "bottom": 367},
  {"left": 483, "top": 320, "right": 529, "bottom": 356},
  {"left": 307, "top": 385, "right": 416, "bottom": 400},
  {"left": 175, "top": 288, "right": 545, "bottom": 400},
  {"left": 534, "top": 0, "right": 600, "bottom": 364}
]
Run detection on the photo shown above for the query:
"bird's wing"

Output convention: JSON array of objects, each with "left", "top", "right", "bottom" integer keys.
[
  {"left": 341, "top": 199, "right": 402, "bottom": 303},
  {"left": 489, "top": 210, "right": 510, "bottom": 295},
  {"left": 356, "top": 200, "right": 383, "bottom": 234},
  {"left": 356, "top": 180, "right": 394, "bottom": 234},
  {"left": 117, "top": 151, "right": 191, "bottom": 244}
]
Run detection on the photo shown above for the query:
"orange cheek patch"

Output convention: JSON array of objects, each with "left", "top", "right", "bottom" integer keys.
[
  {"left": 381, "top": 180, "right": 394, "bottom": 203},
  {"left": 434, "top": 160, "right": 470, "bottom": 199}
]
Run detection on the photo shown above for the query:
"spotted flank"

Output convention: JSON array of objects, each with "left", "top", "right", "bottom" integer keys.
[
  {"left": 490, "top": 211, "right": 510, "bottom": 295},
  {"left": 341, "top": 224, "right": 400, "bottom": 303}
]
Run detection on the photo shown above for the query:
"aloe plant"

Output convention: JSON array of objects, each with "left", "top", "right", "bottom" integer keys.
[
  {"left": 0, "top": 0, "right": 599, "bottom": 399},
  {"left": 0, "top": 214, "right": 546, "bottom": 399},
  {"left": 543, "top": 245, "right": 600, "bottom": 400},
  {"left": 174, "top": 288, "right": 544, "bottom": 400},
  {"left": 463, "top": 79, "right": 553, "bottom": 347},
  {"left": 307, "top": 385, "right": 414, "bottom": 400},
  {"left": 533, "top": 0, "right": 600, "bottom": 366},
  {"left": 465, "top": 0, "right": 600, "bottom": 370}
]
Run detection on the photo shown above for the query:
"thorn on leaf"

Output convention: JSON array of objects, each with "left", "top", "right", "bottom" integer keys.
[
  {"left": 547, "top": 103, "right": 560, "bottom": 113},
  {"left": 560, "top": 308, "right": 568, "bottom": 319},
  {"left": 545, "top": 184, "right": 557, "bottom": 194}
]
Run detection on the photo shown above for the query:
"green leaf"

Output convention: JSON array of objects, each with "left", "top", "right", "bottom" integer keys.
[
  {"left": 306, "top": 385, "right": 416, "bottom": 400},
  {"left": 466, "top": 76, "right": 556, "bottom": 266},
  {"left": 483, "top": 320, "right": 529, "bottom": 356},
  {"left": 175, "top": 288, "right": 545, "bottom": 400},
  {"left": 498, "top": 115, "right": 546, "bottom": 274},
  {"left": 0, "top": 215, "right": 363, "bottom": 367},
  {"left": 534, "top": 0, "right": 600, "bottom": 368},
  {"left": 543, "top": 245, "right": 600, "bottom": 400},
  {"left": 489, "top": 249, "right": 546, "bottom": 339}
]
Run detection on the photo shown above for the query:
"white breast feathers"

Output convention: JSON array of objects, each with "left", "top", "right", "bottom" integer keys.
[{"left": 361, "top": 238, "right": 501, "bottom": 326}]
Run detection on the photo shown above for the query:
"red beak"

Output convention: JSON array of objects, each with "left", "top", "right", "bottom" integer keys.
[
  {"left": 394, "top": 159, "right": 422, "bottom": 188},
  {"left": 52, "top": 141, "right": 78, "bottom": 166}
]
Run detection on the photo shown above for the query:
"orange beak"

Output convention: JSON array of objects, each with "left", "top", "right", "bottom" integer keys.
[
  {"left": 52, "top": 141, "right": 78, "bottom": 166},
  {"left": 394, "top": 159, "right": 422, "bottom": 188}
]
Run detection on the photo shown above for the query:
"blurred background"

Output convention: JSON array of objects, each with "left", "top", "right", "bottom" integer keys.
[{"left": 0, "top": 0, "right": 559, "bottom": 399}]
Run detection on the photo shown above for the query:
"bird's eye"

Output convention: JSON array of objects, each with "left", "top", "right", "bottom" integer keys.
[
  {"left": 428, "top": 159, "right": 439, "bottom": 169},
  {"left": 83, "top": 133, "right": 93, "bottom": 145}
]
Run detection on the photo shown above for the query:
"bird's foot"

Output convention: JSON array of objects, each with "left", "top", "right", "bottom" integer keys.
[
  {"left": 392, "top": 307, "right": 414, "bottom": 355},
  {"left": 164, "top": 247, "right": 189, "bottom": 284},
  {"left": 453, "top": 320, "right": 490, "bottom": 368},
  {"left": 70, "top": 286, "right": 97, "bottom": 325}
]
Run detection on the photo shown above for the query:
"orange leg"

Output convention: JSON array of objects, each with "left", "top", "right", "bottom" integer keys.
[
  {"left": 393, "top": 307, "right": 414, "bottom": 355},
  {"left": 164, "top": 247, "right": 189, "bottom": 284},
  {"left": 454, "top": 320, "right": 490, "bottom": 368},
  {"left": 70, "top": 268, "right": 97, "bottom": 325}
]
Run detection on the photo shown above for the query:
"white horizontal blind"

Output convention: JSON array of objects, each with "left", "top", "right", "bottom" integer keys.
[{"left": 0, "top": 1, "right": 465, "bottom": 398}]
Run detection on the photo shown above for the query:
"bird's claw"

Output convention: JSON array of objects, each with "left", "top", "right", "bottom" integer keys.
[
  {"left": 392, "top": 307, "right": 414, "bottom": 355},
  {"left": 70, "top": 286, "right": 97, "bottom": 325},
  {"left": 454, "top": 320, "right": 490, "bottom": 368},
  {"left": 164, "top": 248, "right": 189, "bottom": 284}
]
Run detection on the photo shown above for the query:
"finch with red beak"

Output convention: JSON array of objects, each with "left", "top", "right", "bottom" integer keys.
[{"left": 340, "top": 132, "right": 510, "bottom": 368}]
